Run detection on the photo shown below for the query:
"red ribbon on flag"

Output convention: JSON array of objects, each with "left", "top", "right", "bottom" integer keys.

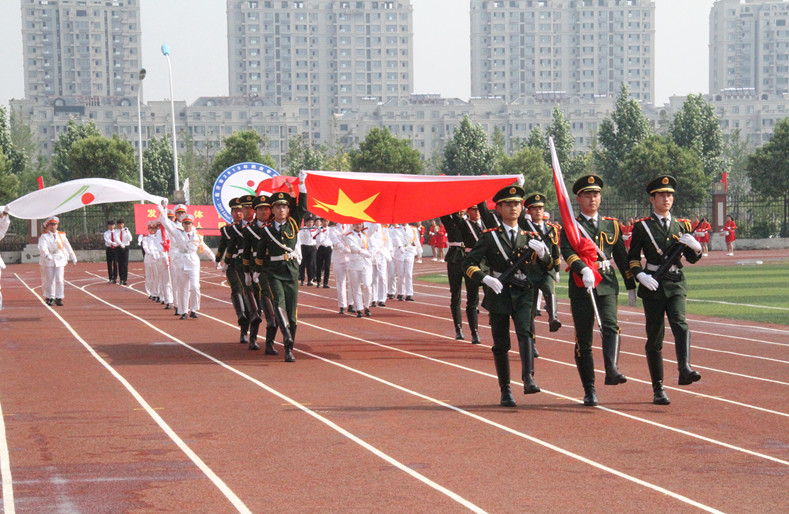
[{"left": 37, "top": 176, "right": 44, "bottom": 190}]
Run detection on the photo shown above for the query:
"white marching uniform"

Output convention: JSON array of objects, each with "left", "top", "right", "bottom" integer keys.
[
  {"left": 329, "top": 224, "right": 351, "bottom": 309},
  {"left": 38, "top": 229, "right": 77, "bottom": 301},
  {"left": 387, "top": 225, "right": 404, "bottom": 296},
  {"left": 367, "top": 224, "right": 392, "bottom": 304},
  {"left": 141, "top": 232, "right": 159, "bottom": 297},
  {"left": 345, "top": 228, "right": 373, "bottom": 312},
  {"left": 0, "top": 214, "right": 9, "bottom": 310},
  {"left": 393, "top": 224, "right": 421, "bottom": 297},
  {"left": 152, "top": 228, "right": 174, "bottom": 305},
  {"left": 160, "top": 217, "right": 211, "bottom": 315}
]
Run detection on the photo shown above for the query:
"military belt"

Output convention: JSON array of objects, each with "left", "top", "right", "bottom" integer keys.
[
  {"left": 646, "top": 262, "right": 678, "bottom": 273},
  {"left": 270, "top": 254, "right": 291, "bottom": 262},
  {"left": 448, "top": 242, "right": 464, "bottom": 247}
]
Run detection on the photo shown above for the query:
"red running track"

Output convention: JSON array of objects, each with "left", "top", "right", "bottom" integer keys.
[{"left": 0, "top": 251, "right": 787, "bottom": 512}]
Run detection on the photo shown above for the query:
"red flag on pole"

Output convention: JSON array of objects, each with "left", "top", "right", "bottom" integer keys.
[
  {"left": 37, "top": 176, "right": 44, "bottom": 190},
  {"left": 722, "top": 172, "right": 728, "bottom": 191},
  {"left": 549, "top": 137, "right": 601, "bottom": 288}
]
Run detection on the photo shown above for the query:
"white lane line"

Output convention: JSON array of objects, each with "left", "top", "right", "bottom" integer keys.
[
  {"left": 14, "top": 274, "right": 252, "bottom": 514},
  {"left": 0, "top": 397, "right": 15, "bottom": 514},
  {"left": 64, "top": 277, "right": 487, "bottom": 513}
]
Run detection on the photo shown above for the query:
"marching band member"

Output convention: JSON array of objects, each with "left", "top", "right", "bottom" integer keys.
[{"left": 38, "top": 216, "right": 77, "bottom": 306}]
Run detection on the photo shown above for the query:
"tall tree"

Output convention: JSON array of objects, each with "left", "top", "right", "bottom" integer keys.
[
  {"left": 545, "top": 106, "right": 574, "bottom": 165},
  {"left": 0, "top": 151, "right": 20, "bottom": 205},
  {"left": 350, "top": 127, "right": 423, "bottom": 174},
  {"left": 595, "top": 84, "right": 652, "bottom": 192},
  {"left": 442, "top": 115, "right": 497, "bottom": 176},
  {"left": 525, "top": 126, "right": 545, "bottom": 151},
  {"left": 722, "top": 129, "right": 753, "bottom": 196},
  {"left": 52, "top": 118, "right": 101, "bottom": 183},
  {"left": 67, "top": 135, "right": 136, "bottom": 183},
  {"left": 747, "top": 117, "right": 789, "bottom": 199},
  {"left": 142, "top": 135, "right": 177, "bottom": 198},
  {"left": 211, "top": 130, "right": 276, "bottom": 175},
  {"left": 498, "top": 145, "right": 552, "bottom": 195},
  {"left": 669, "top": 93, "right": 727, "bottom": 181},
  {"left": 0, "top": 107, "right": 27, "bottom": 176},
  {"left": 618, "top": 135, "right": 709, "bottom": 212}
]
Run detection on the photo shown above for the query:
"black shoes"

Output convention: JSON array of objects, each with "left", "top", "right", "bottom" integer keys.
[
  {"left": 121, "top": 280, "right": 127, "bottom": 286},
  {"left": 387, "top": 294, "right": 394, "bottom": 299},
  {"left": 405, "top": 296, "right": 414, "bottom": 302},
  {"left": 583, "top": 388, "right": 599, "bottom": 407},
  {"left": 339, "top": 307, "right": 345, "bottom": 314},
  {"left": 323, "top": 284, "right": 330, "bottom": 288},
  {"left": 470, "top": 331, "right": 480, "bottom": 344},
  {"left": 377, "top": 301, "right": 386, "bottom": 307},
  {"left": 284, "top": 349, "right": 296, "bottom": 362},
  {"left": 180, "top": 313, "right": 188, "bottom": 320},
  {"left": 397, "top": 295, "right": 404, "bottom": 301},
  {"left": 454, "top": 325, "right": 464, "bottom": 340},
  {"left": 549, "top": 319, "right": 562, "bottom": 332},
  {"left": 500, "top": 386, "right": 517, "bottom": 407},
  {"left": 357, "top": 311, "right": 363, "bottom": 318},
  {"left": 364, "top": 308, "right": 371, "bottom": 317},
  {"left": 55, "top": 298, "right": 63, "bottom": 306},
  {"left": 249, "top": 340, "right": 260, "bottom": 351},
  {"left": 653, "top": 387, "right": 671, "bottom": 405},
  {"left": 347, "top": 306, "right": 356, "bottom": 313},
  {"left": 189, "top": 311, "right": 198, "bottom": 318},
  {"left": 45, "top": 298, "right": 54, "bottom": 305},
  {"left": 265, "top": 341, "right": 278, "bottom": 355},
  {"left": 164, "top": 303, "right": 172, "bottom": 310}
]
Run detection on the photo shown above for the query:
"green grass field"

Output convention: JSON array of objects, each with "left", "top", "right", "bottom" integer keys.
[{"left": 419, "top": 263, "right": 789, "bottom": 326}]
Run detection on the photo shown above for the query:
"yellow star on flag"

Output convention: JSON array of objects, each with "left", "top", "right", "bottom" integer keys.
[{"left": 312, "top": 189, "right": 379, "bottom": 222}]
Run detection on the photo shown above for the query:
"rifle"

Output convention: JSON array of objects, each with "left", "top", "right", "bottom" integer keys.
[
  {"left": 652, "top": 219, "right": 702, "bottom": 283},
  {"left": 497, "top": 247, "right": 535, "bottom": 288}
]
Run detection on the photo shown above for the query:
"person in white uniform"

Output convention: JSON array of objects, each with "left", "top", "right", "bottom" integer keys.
[
  {"left": 0, "top": 206, "right": 10, "bottom": 310},
  {"left": 393, "top": 222, "right": 421, "bottom": 301},
  {"left": 38, "top": 216, "right": 77, "bottom": 306},
  {"left": 367, "top": 223, "right": 392, "bottom": 307},
  {"left": 159, "top": 210, "right": 212, "bottom": 319},
  {"left": 329, "top": 222, "right": 351, "bottom": 314},
  {"left": 151, "top": 219, "right": 174, "bottom": 309},
  {"left": 345, "top": 223, "right": 373, "bottom": 317},
  {"left": 141, "top": 222, "right": 161, "bottom": 300}
]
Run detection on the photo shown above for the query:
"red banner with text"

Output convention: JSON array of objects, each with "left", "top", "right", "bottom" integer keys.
[{"left": 133, "top": 204, "right": 225, "bottom": 236}]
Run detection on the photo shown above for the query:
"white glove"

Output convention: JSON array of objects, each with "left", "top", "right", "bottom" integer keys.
[
  {"left": 580, "top": 267, "right": 596, "bottom": 290},
  {"left": 46, "top": 254, "right": 54, "bottom": 261},
  {"left": 215, "top": 261, "right": 224, "bottom": 270},
  {"left": 637, "top": 272, "right": 659, "bottom": 291},
  {"left": 482, "top": 275, "right": 503, "bottom": 294},
  {"left": 721, "top": 230, "right": 729, "bottom": 237},
  {"left": 360, "top": 249, "right": 371, "bottom": 258},
  {"left": 244, "top": 273, "right": 252, "bottom": 287},
  {"left": 252, "top": 271, "right": 260, "bottom": 283},
  {"left": 679, "top": 233, "right": 702, "bottom": 253},
  {"left": 628, "top": 289, "right": 637, "bottom": 307},
  {"left": 555, "top": 272, "right": 560, "bottom": 284},
  {"left": 72, "top": 257, "right": 78, "bottom": 265},
  {"left": 298, "top": 171, "right": 307, "bottom": 193},
  {"left": 599, "top": 259, "right": 611, "bottom": 272},
  {"left": 516, "top": 174, "right": 525, "bottom": 186},
  {"left": 528, "top": 239, "right": 547, "bottom": 259}
]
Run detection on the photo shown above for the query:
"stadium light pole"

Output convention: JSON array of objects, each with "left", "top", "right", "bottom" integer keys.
[
  {"left": 136, "top": 68, "right": 146, "bottom": 203},
  {"left": 161, "top": 44, "right": 183, "bottom": 202}
]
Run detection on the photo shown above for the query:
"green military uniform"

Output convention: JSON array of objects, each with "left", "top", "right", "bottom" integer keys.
[
  {"left": 215, "top": 197, "right": 250, "bottom": 343},
  {"left": 560, "top": 175, "right": 636, "bottom": 406},
  {"left": 256, "top": 191, "right": 308, "bottom": 362},
  {"left": 464, "top": 185, "right": 552, "bottom": 407},
  {"left": 628, "top": 175, "right": 703, "bottom": 405}
]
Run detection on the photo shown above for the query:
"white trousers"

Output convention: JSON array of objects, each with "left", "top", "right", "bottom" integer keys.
[
  {"left": 371, "top": 259, "right": 389, "bottom": 302},
  {"left": 155, "top": 259, "right": 174, "bottom": 304},
  {"left": 395, "top": 257, "right": 414, "bottom": 296},
  {"left": 332, "top": 256, "right": 349, "bottom": 308},
  {"left": 170, "top": 254, "right": 183, "bottom": 310},
  {"left": 348, "top": 266, "right": 373, "bottom": 311},
  {"left": 144, "top": 256, "right": 157, "bottom": 296},
  {"left": 175, "top": 265, "right": 200, "bottom": 314},
  {"left": 387, "top": 258, "right": 397, "bottom": 295},
  {"left": 40, "top": 265, "right": 65, "bottom": 299}
]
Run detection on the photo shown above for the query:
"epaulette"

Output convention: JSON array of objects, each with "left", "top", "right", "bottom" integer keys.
[
  {"left": 483, "top": 228, "right": 498, "bottom": 233},
  {"left": 548, "top": 222, "right": 562, "bottom": 230},
  {"left": 677, "top": 218, "right": 691, "bottom": 223}
]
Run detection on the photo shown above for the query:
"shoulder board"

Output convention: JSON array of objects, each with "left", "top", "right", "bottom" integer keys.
[
  {"left": 482, "top": 228, "right": 498, "bottom": 233},
  {"left": 677, "top": 218, "right": 691, "bottom": 223},
  {"left": 603, "top": 216, "right": 618, "bottom": 221}
]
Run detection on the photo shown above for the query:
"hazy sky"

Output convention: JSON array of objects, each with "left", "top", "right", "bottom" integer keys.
[{"left": 0, "top": 0, "right": 716, "bottom": 109}]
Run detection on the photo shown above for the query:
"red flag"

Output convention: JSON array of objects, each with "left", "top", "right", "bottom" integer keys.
[
  {"left": 549, "top": 138, "right": 601, "bottom": 288},
  {"left": 303, "top": 171, "right": 521, "bottom": 224},
  {"left": 722, "top": 172, "right": 728, "bottom": 191},
  {"left": 37, "top": 176, "right": 44, "bottom": 190},
  {"left": 256, "top": 175, "right": 299, "bottom": 195}
]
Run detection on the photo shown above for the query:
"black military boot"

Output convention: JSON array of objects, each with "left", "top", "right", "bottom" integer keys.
[
  {"left": 528, "top": 319, "right": 540, "bottom": 358},
  {"left": 646, "top": 350, "right": 671, "bottom": 405},
  {"left": 545, "top": 291, "right": 562, "bottom": 332},
  {"left": 493, "top": 352, "right": 516, "bottom": 407},
  {"left": 239, "top": 320, "right": 249, "bottom": 344},
  {"left": 248, "top": 320, "right": 261, "bottom": 351},
  {"left": 467, "top": 308, "right": 480, "bottom": 344},
  {"left": 518, "top": 335, "right": 541, "bottom": 394},
  {"left": 602, "top": 332, "right": 627, "bottom": 385},
  {"left": 232, "top": 294, "right": 247, "bottom": 326},
  {"left": 575, "top": 354, "right": 598, "bottom": 406},
  {"left": 264, "top": 325, "right": 278, "bottom": 355},
  {"left": 675, "top": 330, "right": 701, "bottom": 385},
  {"left": 284, "top": 325, "right": 296, "bottom": 362},
  {"left": 452, "top": 307, "right": 464, "bottom": 340}
]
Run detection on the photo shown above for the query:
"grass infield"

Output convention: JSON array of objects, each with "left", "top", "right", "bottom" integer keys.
[{"left": 419, "top": 263, "right": 789, "bottom": 326}]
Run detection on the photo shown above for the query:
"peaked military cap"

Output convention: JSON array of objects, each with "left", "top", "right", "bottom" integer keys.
[
  {"left": 252, "top": 194, "right": 271, "bottom": 209},
  {"left": 238, "top": 195, "right": 255, "bottom": 207},
  {"left": 646, "top": 175, "right": 676, "bottom": 195},
  {"left": 270, "top": 191, "right": 292, "bottom": 206},
  {"left": 524, "top": 193, "right": 546, "bottom": 208},
  {"left": 228, "top": 197, "right": 242, "bottom": 209},
  {"left": 493, "top": 185, "right": 525, "bottom": 203},
  {"left": 573, "top": 174, "right": 604, "bottom": 195}
]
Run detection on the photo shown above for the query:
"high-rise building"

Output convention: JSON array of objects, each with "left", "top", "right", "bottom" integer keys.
[
  {"left": 709, "top": 0, "right": 789, "bottom": 95},
  {"left": 21, "top": 0, "right": 142, "bottom": 99},
  {"left": 227, "top": 0, "right": 414, "bottom": 141},
  {"left": 470, "top": 0, "right": 655, "bottom": 102}
]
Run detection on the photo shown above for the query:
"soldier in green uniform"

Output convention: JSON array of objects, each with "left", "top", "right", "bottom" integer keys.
[
  {"left": 215, "top": 197, "right": 250, "bottom": 344},
  {"left": 523, "top": 193, "right": 562, "bottom": 357},
  {"left": 560, "top": 175, "right": 636, "bottom": 407},
  {"left": 240, "top": 194, "right": 278, "bottom": 355},
  {"left": 628, "top": 175, "right": 703, "bottom": 405},
  {"left": 464, "top": 185, "right": 553, "bottom": 407},
  {"left": 256, "top": 175, "right": 308, "bottom": 363}
]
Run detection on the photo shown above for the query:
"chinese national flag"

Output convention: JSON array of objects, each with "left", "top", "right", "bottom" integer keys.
[{"left": 303, "top": 171, "right": 522, "bottom": 224}]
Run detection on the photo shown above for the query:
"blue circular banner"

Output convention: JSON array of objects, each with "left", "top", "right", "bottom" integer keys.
[{"left": 212, "top": 162, "right": 279, "bottom": 223}]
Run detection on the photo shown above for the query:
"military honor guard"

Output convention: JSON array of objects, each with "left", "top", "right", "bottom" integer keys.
[
  {"left": 116, "top": 219, "right": 132, "bottom": 285},
  {"left": 464, "top": 185, "right": 552, "bottom": 407},
  {"left": 345, "top": 223, "right": 374, "bottom": 317},
  {"left": 255, "top": 174, "right": 309, "bottom": 362},
  {"left": 38, "top": 216, "right": 78, "bottom": 306},
  {"left": 0, "top": 206, "right": 11, "bottom": 310},
  {"left": 523, "top": 193, "right": 562, "bottom": 356},
  {"left": 441, "top": 205, "right": 487, "bottom": 343},
  {"left": 103, "top": 220, "right": 120, "bottom": 283},
  {"left": 560, "top": 175, "right": 636, "bottom": 407},
  {"left": 628, "top": 176, "right": 703, "bottom": 405}
]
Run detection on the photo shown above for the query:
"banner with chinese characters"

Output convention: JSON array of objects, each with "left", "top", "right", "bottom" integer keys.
[{"left": 133, "top": 204, "right": 225, "bottom": 236}]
